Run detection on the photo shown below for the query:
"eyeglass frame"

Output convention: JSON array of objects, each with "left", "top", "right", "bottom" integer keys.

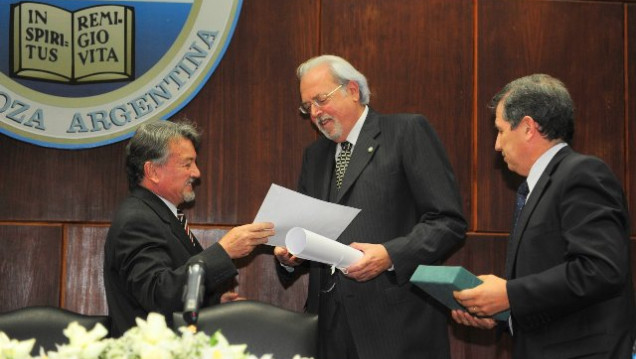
[{"left": 298, "top": 83, "right": 344, "bottom": 115}]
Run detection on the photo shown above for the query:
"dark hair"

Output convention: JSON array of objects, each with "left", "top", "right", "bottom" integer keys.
[
  {"left": 489, "top": 74, "right": 574, "bottom": 143},
  {"left": 125, "top": 120, "right": 201, "bottom": 190}
]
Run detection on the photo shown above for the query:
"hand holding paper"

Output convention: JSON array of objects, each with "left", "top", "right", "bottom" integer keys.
[
  {"left": 345, "top": 242, "right": 393, "bottom": 282},
  {"left": 273, "top": 246, "right": 304, "bottom": 267},
  {"left": 254, "top": 184, "right": 360, "bottom": 247},
  {"left": 285, "top": 227, "right": 363, "bottom": 271},
  {"left": 217, "top": 222, "right": 274, "bottom": 259}
]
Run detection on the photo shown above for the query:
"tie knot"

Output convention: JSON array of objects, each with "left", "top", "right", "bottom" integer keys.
[{"left": 341, "top": 141, "right": 352, "bottom": 152}]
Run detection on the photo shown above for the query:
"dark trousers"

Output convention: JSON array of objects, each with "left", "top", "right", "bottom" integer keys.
[{"left": 317, "top": 267, "right": 360, "bottom": 359}]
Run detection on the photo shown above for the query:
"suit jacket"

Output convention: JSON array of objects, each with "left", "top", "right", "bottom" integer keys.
[
  {"left": 506, "top": 146, "right": 635, "bottom": 358},
  {"left": 104, "top": 186, "right": 238, "bottom": 337},
  {"left": 280, "top": 109, "right": 467, "bottom": 359}
]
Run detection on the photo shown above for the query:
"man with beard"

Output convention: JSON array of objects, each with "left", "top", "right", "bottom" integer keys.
[
  {"left": 274, "top": 55, "right": 466, "bottom": 358},
  {"left": 104, "top": 120, "right": 274, "bottom": 337}
]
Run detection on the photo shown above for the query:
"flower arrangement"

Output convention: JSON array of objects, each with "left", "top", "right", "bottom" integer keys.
[{"left": 0, "top": 313, "right": 312, "bottom": 359}]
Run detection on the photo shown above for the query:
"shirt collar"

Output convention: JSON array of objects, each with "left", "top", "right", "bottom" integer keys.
[
  {"left": 346, "top": 105, "right": 368, "bottom": 146},
  {"left": 156, "top": 194, "right": 179, "bottom": 218},
  {"left": 336, "top": 106, "right": 368, "bottom": 157},
  {"left": 527, "top": 142, "right": 568, "bottom": 195}
]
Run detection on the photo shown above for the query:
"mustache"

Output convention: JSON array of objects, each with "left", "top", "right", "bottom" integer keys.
[{"left": 316, "top": 115, "right": 332, "bottom": 126}]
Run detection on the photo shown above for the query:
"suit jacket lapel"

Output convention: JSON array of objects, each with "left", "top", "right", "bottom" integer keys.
[
  {"left": 314, "top": 140, "right": 336, "bottom": 201},
  {"left": 133, "top": 187, "right": 202, "bottom": 255},
  {"left": 169, "top": 213, "right": 203, "bottom": 254},
  {"left": 505, "top": 146, "right": 571, "bottom": 278},
  {"left": 336, "top": 111, "right": 380, "bottom": 203}
]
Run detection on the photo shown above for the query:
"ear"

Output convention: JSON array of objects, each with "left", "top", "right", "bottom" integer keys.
[
  {"left": 346, "top": 81, "right": 360, "bottom": 102},
  {"left": 143, "top": 161, "right": 160, "bottom": 184},
  {"left": 520, "top": 116, "right": 538, "bottom": 137}
]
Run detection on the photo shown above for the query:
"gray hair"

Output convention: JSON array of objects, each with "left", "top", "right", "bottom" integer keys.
[
  {"left": 490, "top": 74, "right": 574, "bottom": 143},
  {"left": 297, "top": 55, "right": 371, "bottom": 105},
  {"left": 125, "top": 120, "right": 201, "bottom": 190}
]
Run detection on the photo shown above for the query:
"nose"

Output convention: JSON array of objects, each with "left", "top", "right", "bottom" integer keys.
[
  {"left": 309, "top": 104, "right": 321, "bottom": 118},
  {"left": 192, "top": 163, "right": 201, "bottom": 178},
  {"left": 310, "top": 103, "right": 323, "bottom": 118},
  {"left": 494, "top": 134, "right": 502, "bottom": 152}
]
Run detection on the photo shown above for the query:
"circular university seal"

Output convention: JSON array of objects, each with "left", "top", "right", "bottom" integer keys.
[{"left": 0, "top": 0, "right": 242, "bottom": 149}]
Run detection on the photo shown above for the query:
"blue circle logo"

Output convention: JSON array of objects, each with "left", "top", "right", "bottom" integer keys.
[{"left": 0, "top": 0, "right": 242, "bottom": 148}]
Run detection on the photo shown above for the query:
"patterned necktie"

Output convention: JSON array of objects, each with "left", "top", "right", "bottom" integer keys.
[
  {"left": 177, "top": 209, "right": 195, "bottom": 246},
  {"left": 512, "top": 181, "right": 529, "bottom": 234},
  {"left": 335, "top": 141, "right": 353, "bottom": 190}
]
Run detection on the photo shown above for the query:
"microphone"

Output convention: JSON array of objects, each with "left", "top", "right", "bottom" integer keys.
[{"left": 182, "top": 260, "right": 206, "bottom": 326}]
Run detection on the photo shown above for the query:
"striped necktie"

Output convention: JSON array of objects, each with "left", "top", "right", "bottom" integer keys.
[{"left": 177, "top": 209, "right": 195, "bottom": 246}]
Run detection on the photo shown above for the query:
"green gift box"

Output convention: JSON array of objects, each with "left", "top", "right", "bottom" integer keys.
[{"left": 410, "top": 265, "right": 510, "bottom": 321}]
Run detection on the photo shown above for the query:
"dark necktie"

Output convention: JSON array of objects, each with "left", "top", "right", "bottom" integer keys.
[
  {"left": 335, "top": 141, "right": 353, "bottom": 190},
  {"left": 177, "top": 209, "right": 195, "bottom": 246},
  {"left": 512, "top": 181, "right": 529, "bottom": 234},
  {"left": 505, "top": 181, "right": 529, "bottom": 279}
]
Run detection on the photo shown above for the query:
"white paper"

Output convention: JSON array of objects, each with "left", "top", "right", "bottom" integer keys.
[
  {"left": 286, "top": 227, "right": 363, "bottom": 270},
  {"left": 253, "top": 184, "right": 361, "bottom": 247}
]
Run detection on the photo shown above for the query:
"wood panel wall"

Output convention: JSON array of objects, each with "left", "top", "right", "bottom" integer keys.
[{"left": 1, "top": 0, "right": 635, "bottom": 357}]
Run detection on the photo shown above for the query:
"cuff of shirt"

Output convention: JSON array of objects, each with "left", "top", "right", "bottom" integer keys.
[{"left": 279, "top": 262, "right": 295, "bottom": 273}]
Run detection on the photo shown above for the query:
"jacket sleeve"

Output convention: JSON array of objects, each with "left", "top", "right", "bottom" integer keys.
[
  {"left": 382, "top": 116, "right": 467, "bottom": 285},
  {"left": 115, "top": 210, "right": 237, "bottom": 317}
]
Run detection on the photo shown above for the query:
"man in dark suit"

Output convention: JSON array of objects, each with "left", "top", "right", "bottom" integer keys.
[
  {"left": 274, "top": 55, "right": 467, "bottom": 359},
  {"left": 104, "top": 120, "right": 274, "bottom": 337},
  {"left": 452, "top": 74, "right": 635, "bottom": 358}
]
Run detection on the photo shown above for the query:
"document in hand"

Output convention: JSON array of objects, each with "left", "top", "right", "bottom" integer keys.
[
  {"left": 253, "top": 184, "right": 360, "bottom": 247},
  {"left": 410, "top": 265, "right": 510, "bottom": 321},
  {"left": 285, "top": 227, "right": 363, "bottom": 271}
]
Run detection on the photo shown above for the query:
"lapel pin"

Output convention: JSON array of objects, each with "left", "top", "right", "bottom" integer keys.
[{"left": 368, "top": 146, "right": 374, "bottom": 153}]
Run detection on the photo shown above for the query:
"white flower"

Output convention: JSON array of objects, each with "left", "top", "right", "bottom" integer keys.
[
  {"left": 45, "top": 321, "right": 108, "bottom": 359},
  {"left": 0, "top": 332, "right": 35, "bottom": 359},
  {"left": 199, "top": 331, "right": 252, "bottom": 359},
  {"left": 122, "top": 313, "right": 181, "bottom": 358},
  {"left": 0, "top": 312, "right": 314, "bottom": 359},
  {"left": 135, "top": 312, "right": 178, "bottom": 344}
]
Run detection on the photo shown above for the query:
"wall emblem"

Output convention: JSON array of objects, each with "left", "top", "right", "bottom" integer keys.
[{"left": 0, "top": 0, "right": 242, "bottom": 149}]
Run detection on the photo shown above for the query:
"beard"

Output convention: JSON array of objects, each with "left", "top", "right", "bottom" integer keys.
[
  {"left": 182, "top": 179, "right": 196, "bottom": 203},
  {"left": 316, "top": 115, "right": 343, "bottom": 141},
  {"left": 183, "top": 190, "right": 196, "bottom": 203}
]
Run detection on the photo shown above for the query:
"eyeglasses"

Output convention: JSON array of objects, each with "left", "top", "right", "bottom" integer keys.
[{"left": 298, "top": 84, "right": 343, "bottom": 115}]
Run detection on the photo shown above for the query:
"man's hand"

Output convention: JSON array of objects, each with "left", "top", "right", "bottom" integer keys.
[
  {"left": 345, "top": 243, "right": 393, "bottom": 282},
  {"left": 220, "top": 291, "right": 245, "bottom": 303},
  {"left": 452, "top": 274, "right": 510, "bottom": 317},
  {"left": 274, "top": 246, "right": 304, "bottom": 267},
  {"left": 451, "top": 310, "right": 497, "bottom": 329},
  {"left": 218, "top": 222, "right": 274, "bottom": 259}
]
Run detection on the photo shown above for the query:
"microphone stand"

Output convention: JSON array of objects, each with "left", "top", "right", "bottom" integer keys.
[{"left": 182, "top": 261, "right": 206, "bottom": 331}]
